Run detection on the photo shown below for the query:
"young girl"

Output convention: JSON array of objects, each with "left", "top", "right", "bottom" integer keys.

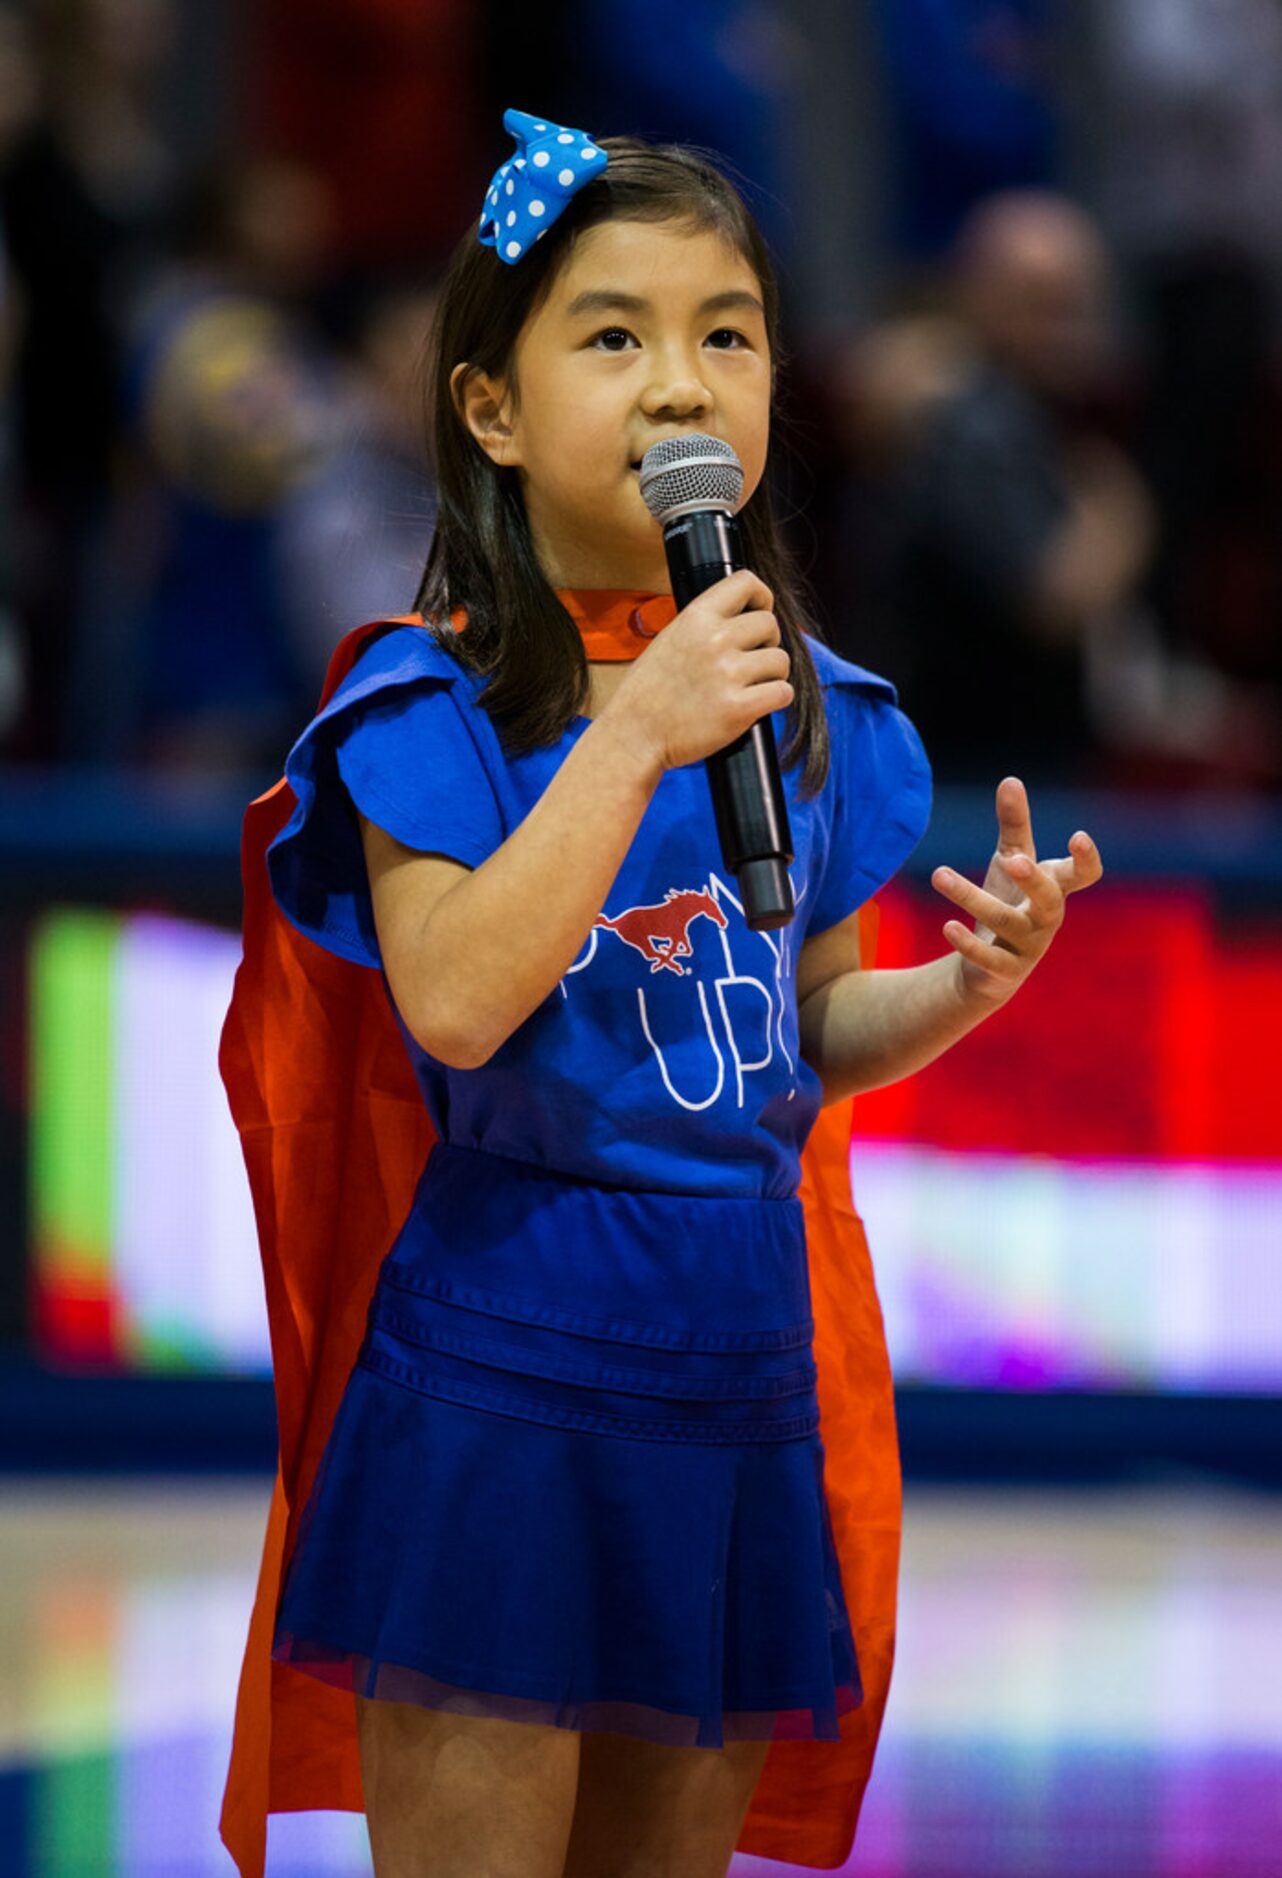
[{"left": 219, "top": 110, "right": 1101, "bottom": 1878}]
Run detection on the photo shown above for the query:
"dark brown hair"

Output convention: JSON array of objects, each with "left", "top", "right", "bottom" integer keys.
[{"left": 414, "top": 135, "right": 830, "bottom": 795}]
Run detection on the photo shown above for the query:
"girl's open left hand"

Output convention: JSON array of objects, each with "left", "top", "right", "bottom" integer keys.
[{"left": 930, "top": 777, "right": 1103, "bottom": 1007}]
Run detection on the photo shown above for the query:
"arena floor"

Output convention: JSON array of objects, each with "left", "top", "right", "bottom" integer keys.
[{"left": 1, "top": 1482, "right": 1277, "bottom": 1876}]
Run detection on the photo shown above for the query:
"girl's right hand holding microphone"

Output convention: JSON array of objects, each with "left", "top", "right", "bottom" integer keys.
[{"left": 596, "top": 570, "right": 792, "bottom": 777}]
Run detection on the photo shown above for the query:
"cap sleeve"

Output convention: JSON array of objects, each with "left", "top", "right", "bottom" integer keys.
[
  {"left": 266, "top": 625, "right": 505, "bottom": 968},
  {"left": 804, "top": 637, "right": 932, "bottom": 938}
]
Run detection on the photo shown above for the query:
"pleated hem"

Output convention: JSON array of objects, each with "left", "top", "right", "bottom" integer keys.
[{"left": 273, "top": 1630, "right": 863, "bottom": 1749}]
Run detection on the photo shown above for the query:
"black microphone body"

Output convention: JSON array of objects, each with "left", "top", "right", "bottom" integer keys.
[{"left": 660, "top": 506, "right": 795, "bottom": 931}]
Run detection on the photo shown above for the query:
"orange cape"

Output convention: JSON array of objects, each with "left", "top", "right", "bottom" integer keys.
[{"left": 217, "top": 617, "right": 901, "bottom": 1874}]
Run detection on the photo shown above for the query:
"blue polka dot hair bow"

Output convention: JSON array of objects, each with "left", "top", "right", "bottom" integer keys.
[{"left": 478, "top": 107, "right": 608, "bottom": 264}]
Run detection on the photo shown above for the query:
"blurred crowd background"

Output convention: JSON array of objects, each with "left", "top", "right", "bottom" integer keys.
[{"left": 2, "top": 0, "right": 1281, "bottom": 794}]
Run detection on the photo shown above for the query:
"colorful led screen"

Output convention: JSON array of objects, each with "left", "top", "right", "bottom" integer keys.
[
  {"left": 29, "top": 911, "right": 267, "bottom": 1373},
  {"left": 27, "top": 892, "right": 1282, "bottom": 1392},
  {"left": 852, "top": 883, "right": 1282, "bottom": 1393}
]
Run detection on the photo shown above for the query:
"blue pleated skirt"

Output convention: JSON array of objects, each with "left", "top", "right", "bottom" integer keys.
[{"left": 272, "top": 1142, "right": 862, "bottom": 1748}]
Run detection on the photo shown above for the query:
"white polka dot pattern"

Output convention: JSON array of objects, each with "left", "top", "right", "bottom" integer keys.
[{"left": 478, "top": 107, "right": 609, "bottom": 265}]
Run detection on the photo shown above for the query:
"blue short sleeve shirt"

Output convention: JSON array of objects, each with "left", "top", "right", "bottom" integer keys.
[{"left": 268, "top": 623, "right": 931, "bottom": 1198}]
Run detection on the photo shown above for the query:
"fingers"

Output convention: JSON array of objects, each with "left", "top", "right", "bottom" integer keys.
[
  {"left": 931, "top": 863, "right": 1058, "bottom": 940},
  {"left": 740, "top": 645, "right": 792, "bottom": 686},
  {"left": 937, "top": 815, "right": 1103, "bottom": 994},
  {"left": 941, "top": 918, "right": 1024, "bottom": 983},
  {"left": 714, "top": 568, "right": 774, "bottom": 619},
  {"left": 933, "top": 866, "right": 1017, "bottom": 938},
  {"left": 998, "top": 851, "right": 1063, "bottom": 924},
  {"left": 693, "top": 568, "right": 777, "bottom": 645},
  {"left": 1044, "top": 832, "right": 1104, "bottom": 896},
  {"left": 731, "top": 607, "right": 783, "bottom": 649},
  {"left": 1066, "top": 830, "right": 1103, "bottom": 891},
  {"left": 995, "top": 775, "right": 1037, "bottom": 863}
]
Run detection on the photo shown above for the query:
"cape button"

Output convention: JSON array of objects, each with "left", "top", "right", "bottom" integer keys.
[{"left": 629, "top": 597, "right": 678, "bottom": 640}]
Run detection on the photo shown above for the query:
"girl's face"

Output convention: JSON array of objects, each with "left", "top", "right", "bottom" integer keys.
[{"left": 456, "top": 217, "right": 773, "bottom": 591}]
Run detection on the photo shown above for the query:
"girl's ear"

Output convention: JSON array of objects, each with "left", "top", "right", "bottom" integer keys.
[{"left": 451, "top": 361, "right": 518, "bottom": 467}]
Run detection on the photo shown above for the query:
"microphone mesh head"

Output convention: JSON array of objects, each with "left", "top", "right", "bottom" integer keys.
[{"left": 638, "top": 434, "right": 744, "bottom": 522}]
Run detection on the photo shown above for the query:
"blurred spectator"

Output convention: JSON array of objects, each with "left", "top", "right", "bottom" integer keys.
[
  {"left": 829, "top": 191, "right": 1155, "bottom": 784},
  {"left": 1090, "top": 0, "right": 1282, "bottom": 714},
  {"left": 874, "top": 0, "right": 1061, "bottom": 257},
  {"left": 0, "top": 0, "right": 180, "bottom": 760},
  {"left": 250, "top": 0, "right": 483, "bottom": 274},
  {"left": 276, "top": 276, "right": 439, "bottom": 694},
  {"left": 70, "top": 156, "right": 343, "bottom": 772}
]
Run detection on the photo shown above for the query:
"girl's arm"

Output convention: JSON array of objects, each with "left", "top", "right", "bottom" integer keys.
[
  {"left": 799, "top": 951, "right": 994, "bottom": 1106},
  {"left": 798, "top": 778, "right": 1102, "bottom": 1105},
  {"left": 362, "top": 571, "right": 791, "bottom": 1068},
  {"left": 360, "top": 712, "right": 660, "bottom": 1067}
]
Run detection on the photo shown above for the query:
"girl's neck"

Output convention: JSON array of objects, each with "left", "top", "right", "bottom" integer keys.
[{"left": 530, "top": 522, "right": 671, "bottom": 595}]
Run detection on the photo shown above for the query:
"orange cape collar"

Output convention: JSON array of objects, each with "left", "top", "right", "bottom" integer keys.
[
  {"left": 217, "top": 614, "right": 901, "bottom": 1877},
  {"left": 446, "top": 589, "right": 680, "bottom": 659},
  {"left": 555, "top": 588, "right": 679, "bottom": 659}
]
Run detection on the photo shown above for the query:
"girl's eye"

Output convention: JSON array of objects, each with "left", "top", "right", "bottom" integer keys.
[{"left": 588, "top": 327, "right": 751, "bottom": 352}]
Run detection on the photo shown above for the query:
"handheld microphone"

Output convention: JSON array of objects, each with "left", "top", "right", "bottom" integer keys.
[{"left": 638, "top": 434, "right": 795, "bottom": 931}]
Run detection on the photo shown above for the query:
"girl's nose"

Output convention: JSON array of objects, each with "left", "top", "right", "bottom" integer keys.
[{"left": 639, "top": 366, "right": 711, "bottom": 420}]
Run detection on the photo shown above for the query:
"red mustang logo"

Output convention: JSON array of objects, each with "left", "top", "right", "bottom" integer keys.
[{"left": 594, "top": 888, "right": 728, "bottom": 976}]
